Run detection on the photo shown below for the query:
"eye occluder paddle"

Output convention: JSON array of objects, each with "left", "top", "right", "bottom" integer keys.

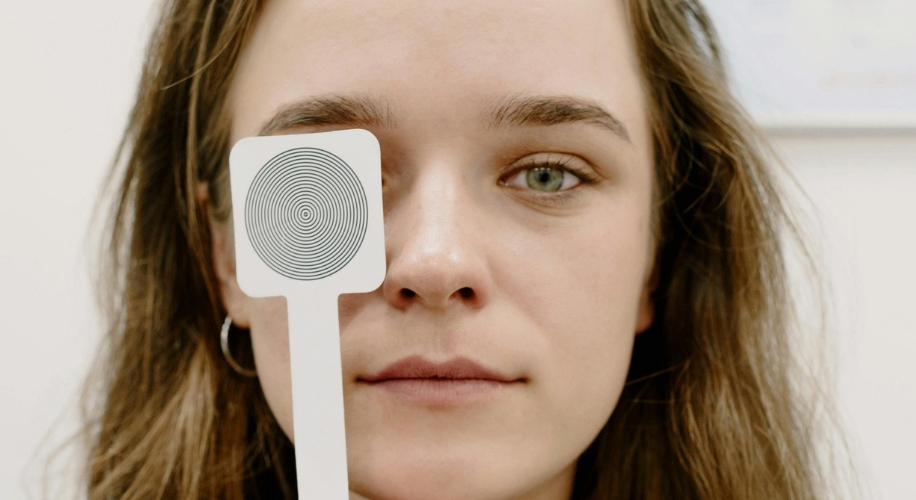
[{"left": 229, "top": 129, "right": 386, "bottom": 500}]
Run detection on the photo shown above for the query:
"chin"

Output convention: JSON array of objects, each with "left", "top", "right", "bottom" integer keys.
[{"left": 348, "top": 448, "right": 538, "bottom": 500}]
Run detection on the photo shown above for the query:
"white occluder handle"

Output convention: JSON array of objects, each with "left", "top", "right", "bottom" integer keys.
[{"left": 287, "top": 296, "right": 349, "bottom": 499}]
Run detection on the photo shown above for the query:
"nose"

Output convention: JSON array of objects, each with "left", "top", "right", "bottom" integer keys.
[{"left": 382, "top": 167, "right": 492, "bottom": 311}]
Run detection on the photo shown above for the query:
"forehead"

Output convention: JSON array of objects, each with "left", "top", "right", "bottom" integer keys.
[{"left": 230, "top": 0, "right": 646, "bottom": 141}]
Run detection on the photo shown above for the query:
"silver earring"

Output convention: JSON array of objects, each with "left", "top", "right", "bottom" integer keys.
[{"left": 220, "top": 316, "right": 258, "bottom": 377}]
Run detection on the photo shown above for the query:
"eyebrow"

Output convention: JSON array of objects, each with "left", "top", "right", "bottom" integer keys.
[
  {"left": 485, "top": 95, "right": 630, "bottom": 142},
  {"left": 258, "top": 94, "right": 395, "bottom": 135},
  {"left": 258, "top": 93, "right": 630, "bottom": 142}
]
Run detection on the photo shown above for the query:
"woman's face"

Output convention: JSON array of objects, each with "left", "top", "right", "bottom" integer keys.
[{"left": 214, "top": 0, "right": 656, "bottom": 498}]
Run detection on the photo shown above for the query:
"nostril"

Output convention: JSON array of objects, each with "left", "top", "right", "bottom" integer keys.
[
  {"left": 459, "top": 287, "right": 474, "bottom": 299},
  {"left": 400, "top": 289, "right": 416, "bottom": 299}
]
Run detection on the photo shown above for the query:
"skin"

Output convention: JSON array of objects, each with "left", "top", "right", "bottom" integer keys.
[{"left": 210, "top": 0, "right": 657, "bottom": 498}]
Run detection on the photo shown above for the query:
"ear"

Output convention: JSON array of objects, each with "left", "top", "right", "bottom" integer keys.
[
  {"left": 635, "top": 257, "right": 658, "bottom": 334},
  {"left": 199, "top": 182, "right": 252, "bottom": 328}
]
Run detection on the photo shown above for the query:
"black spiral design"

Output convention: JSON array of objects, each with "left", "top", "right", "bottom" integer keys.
[{"left": 245, "top": 147, "right": 368, "bottom": 281}]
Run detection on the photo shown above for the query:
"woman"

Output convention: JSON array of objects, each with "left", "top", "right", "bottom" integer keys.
[{"left": 84, "top": 0, "right": 848, "bottom": 498}]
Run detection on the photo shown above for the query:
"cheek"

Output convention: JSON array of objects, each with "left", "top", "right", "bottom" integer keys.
[
  {"left": 248, "top": 296, "right": 295, "bottom": 438},
  {"left": 498, "top": 206, "right": 650, "bottom": 438}
]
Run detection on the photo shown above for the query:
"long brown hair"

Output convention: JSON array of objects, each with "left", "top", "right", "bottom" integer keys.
[{"left": 84, "top": 0, "right": 849, "bottom": 498}]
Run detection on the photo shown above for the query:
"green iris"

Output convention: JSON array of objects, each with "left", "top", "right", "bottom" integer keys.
[{"left": 526, "top": 167, "right": 564, "bottom": 191}]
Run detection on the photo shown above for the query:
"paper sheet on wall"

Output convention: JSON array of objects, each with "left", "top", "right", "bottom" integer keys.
[{"left": 703, "top": 0, "right": 916, "bottom": 129}]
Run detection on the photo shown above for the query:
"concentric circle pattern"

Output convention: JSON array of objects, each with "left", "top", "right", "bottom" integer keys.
[{"left": 245, "top": 147, "right": 368, "bottom": 281}]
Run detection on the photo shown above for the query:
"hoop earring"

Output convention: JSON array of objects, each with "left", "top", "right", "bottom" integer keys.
[{"left": 220, "top": 316, "right": 258, "bottom": 377}]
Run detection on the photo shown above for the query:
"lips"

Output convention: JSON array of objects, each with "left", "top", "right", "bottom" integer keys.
[
  {"left": 359, "top": 355, "right": 519, "bottom": 383},
  {"left": 357, "top": 355, "right": 523, "bottom": 406}
]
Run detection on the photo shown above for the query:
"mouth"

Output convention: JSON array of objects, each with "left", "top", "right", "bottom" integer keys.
[{"left": 357, "top": 355, "right": 525, "bottom": 406}]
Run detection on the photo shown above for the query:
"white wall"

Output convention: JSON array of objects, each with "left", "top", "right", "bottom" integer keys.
[
  {"left": 0, "top": 1, "right": 158, "bottom": 498},
  {"left": 1, "top": 1, "right": 913, "bottom": 499},
  {"left": 774, "top": 133, "right": 916, "bottom": 500}
]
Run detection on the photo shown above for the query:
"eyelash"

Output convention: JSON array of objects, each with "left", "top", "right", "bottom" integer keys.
[{"left": 500, "top": 157, "right": 599, "bottom": 206}]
